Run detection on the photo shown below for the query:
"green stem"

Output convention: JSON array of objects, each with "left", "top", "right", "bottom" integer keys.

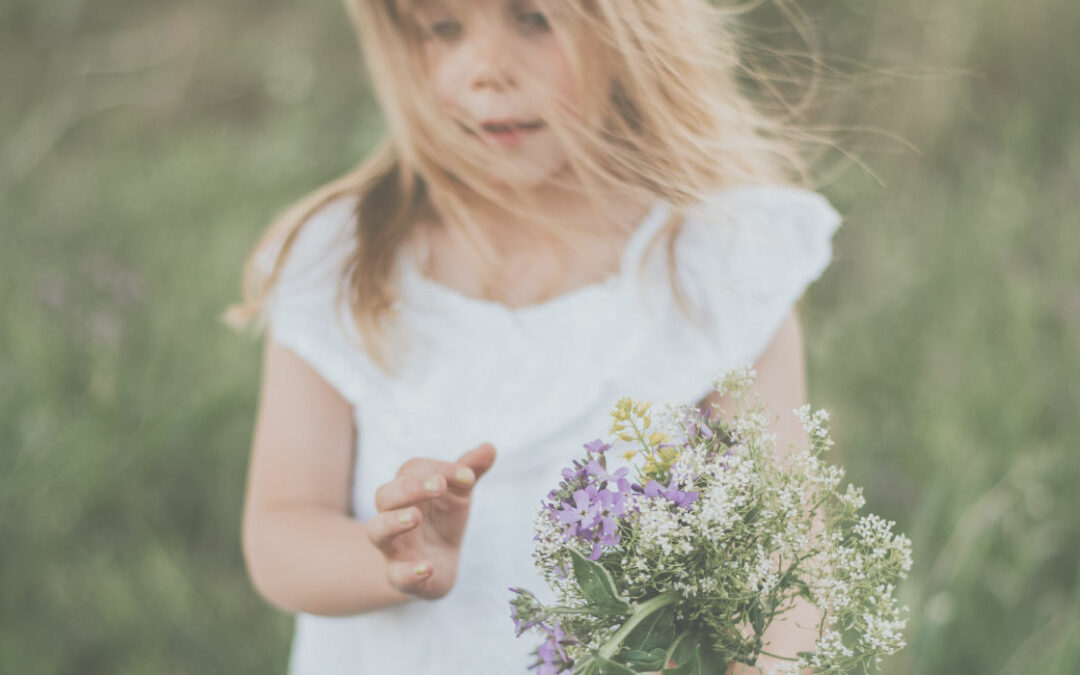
[
  {"left": 546, "top": 606, "right": 628, "bottom": 617},
  {"left": 758, "top": 650, "right": 798, "bottom": 662},
  {"left": 598, "top": 592, "right": 680, "bottom": 660}
]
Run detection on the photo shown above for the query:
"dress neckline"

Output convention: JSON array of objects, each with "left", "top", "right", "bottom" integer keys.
[{"left": 398, "top": 198, "right": 672, "bottom": 319}]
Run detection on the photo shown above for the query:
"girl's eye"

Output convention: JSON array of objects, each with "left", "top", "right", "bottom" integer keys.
[
  {"left": 428, "top": 20, "right": 463, "bottom": 40},
  {"left": 516, "top": 11, "right": 550, "bottom": 32}
]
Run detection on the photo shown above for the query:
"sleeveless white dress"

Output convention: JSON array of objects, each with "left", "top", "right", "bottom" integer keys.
[{"left": 258, "top": 184, "right": 842, "bottom": 674}]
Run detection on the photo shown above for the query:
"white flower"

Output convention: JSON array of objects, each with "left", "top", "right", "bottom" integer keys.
[
  {"left": 711, "top": 365, "right": 757, "bottom": 399},
  {"left": 840, "top": 483, "right": 866, "bottom": 509}
]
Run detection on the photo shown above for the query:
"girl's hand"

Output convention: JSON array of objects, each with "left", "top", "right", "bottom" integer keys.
[{"left": 366, "top": 442, "right": 497, "bottom": 600}]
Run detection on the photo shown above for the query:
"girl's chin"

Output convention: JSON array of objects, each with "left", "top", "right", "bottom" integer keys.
[{"left": 474, "top": 159, "right": 571, "bottom": 191}]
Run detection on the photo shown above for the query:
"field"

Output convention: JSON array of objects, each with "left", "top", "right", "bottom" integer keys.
[{"left": 2, "top": 1, "right": 1077, "bottom": 672}]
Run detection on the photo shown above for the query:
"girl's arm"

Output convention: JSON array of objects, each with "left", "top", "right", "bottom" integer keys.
[
  {"left": 699, "top": 310, "right": 821, "bottom": 674},
  {"left": 241, "top": 337, "right": 413, "bottom": 616}
]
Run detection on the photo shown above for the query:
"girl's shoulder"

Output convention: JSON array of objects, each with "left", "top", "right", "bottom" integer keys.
[
  {"left": 669, "top": 184, "right": 843, "bottom": 365},
  {"left": 685, "top": 184, "right": 841, "bottom": 248},
  {"left": 257, "top": 193, "right": 361, "bottom": 293},
  {"left": 676, "top": 183, "right": 843, "bottom": 293},
  {"left": 257, "top": 193, "right": 370, "bottom": 402}
]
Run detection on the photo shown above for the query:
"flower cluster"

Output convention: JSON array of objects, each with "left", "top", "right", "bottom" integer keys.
[
  {"left": 537, "top": 438, "right": 632, "bottom": 563},
  {"left": 511, "top": 366, "right": 913, "bottom": 674}
]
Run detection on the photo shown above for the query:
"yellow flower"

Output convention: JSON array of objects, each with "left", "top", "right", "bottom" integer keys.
[
  {"left": 648, "top": 432, "right": 670, "bottom": 446},
  {"left": 622, "top": 450, "right": 637, "bottom": 461}
]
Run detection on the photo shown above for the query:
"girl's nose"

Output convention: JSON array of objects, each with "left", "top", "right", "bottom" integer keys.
[{"left": 466, "top": 28, "right": 515, "bottom": 91}]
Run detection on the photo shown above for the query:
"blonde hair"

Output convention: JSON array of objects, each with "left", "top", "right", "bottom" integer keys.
[{"left": 224, "top": 0, "right": 831, "bottom": 376}]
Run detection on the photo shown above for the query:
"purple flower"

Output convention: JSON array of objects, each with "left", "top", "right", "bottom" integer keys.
[
  {"left": 598, "top": 523, "right": 620, "bottom": 548},
  {"left": 510, "top": 603, "right": 540, "bottom": 637},
  {"left": 509, "top": 587, "right": 545, "bottom": 637},
  {"left": 643, "top": 480, "right": 666, "bottom": 498},
  {"left": 641, "top": 478, "right": 699, "bottom": 509},
  {"left": 585, "top": 459, "right": 630, "bottom": 491},
  {"left": 556, "top": 489, "right": 600, "bottom": 529},
  {"left": 589, "top": 541, "right": 604, "bottom": 560},
  {"left": 598, "top": 489, "right": 628, "bottom": 517},
  {"left": 561, "top": 461, "right": 587, "bottom": 482},
  {"left": 666, "top": 486, "right": 700, "bottom": 509},
  {"left": 584, "top": 439, "right": 611, "bottom": 454},
  {"left": 532, "top": 620, "right": 572, "bottom": 674}
]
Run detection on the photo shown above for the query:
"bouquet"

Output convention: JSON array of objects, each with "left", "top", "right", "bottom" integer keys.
[{"left": 508, "top": 366, "right": 912, "bottom": 674}]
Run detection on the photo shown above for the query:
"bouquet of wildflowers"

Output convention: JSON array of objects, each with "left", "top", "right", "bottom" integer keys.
[{"left": 508, "top": 366, "right": 912, "bottom": 674}]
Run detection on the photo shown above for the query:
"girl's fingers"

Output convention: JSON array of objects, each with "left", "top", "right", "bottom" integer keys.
[
  {"left": 455, "top": 442, "right": 497, "bottom": 481},
  {"left": 374, "top": 459, "right": 483, "bottom": 513},
  {"left": 367, "top": 508, "right": 421, "bottom": 549},
  {"left": 385, "top": 558, "right": 434, "bottom": 594},
  {"left": 373, "top": 474, "right": 447, "bottom": 513}
]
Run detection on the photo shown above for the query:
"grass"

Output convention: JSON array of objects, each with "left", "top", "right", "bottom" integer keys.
[{"left": 1, "top": 0, "right": 1077, "bottom": 672}]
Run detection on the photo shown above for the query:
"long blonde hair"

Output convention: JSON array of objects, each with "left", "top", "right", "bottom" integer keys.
[{"left": 224, "top": 0, "right": 828, "bottom": 376}]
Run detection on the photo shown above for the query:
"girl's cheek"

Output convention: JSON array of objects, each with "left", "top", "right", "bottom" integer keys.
[{"left": 425, "top": 57, "right": 462, "bottom": 106}]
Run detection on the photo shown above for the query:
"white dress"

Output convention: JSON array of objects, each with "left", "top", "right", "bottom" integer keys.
[{"left": 259, "top": 184, "right": 842, "bottom": 674}]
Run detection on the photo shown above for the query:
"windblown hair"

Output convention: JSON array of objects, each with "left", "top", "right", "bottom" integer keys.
[{"left": 224, "top": 0, "right": 830, "bottom": 376}]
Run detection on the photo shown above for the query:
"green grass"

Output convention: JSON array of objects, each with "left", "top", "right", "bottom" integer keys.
[{"left": 2, "top": 0, "right": 1077, "bottom": 673}]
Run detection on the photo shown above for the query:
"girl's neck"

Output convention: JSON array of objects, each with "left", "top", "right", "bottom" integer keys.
[
  {"left": 448, "top": 182, "right": 654, "bottom": 255},
  {"left": 409, "top": 182, "right": 657, "bottom": 308}
]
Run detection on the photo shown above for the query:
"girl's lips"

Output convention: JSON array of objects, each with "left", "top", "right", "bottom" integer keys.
[{"left": 467, "top": 120, "right": 546, "bottom": 148}]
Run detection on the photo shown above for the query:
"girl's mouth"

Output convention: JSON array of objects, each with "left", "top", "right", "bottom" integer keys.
[{"left": 469, "top": 120, "right": 546, "bottom": 148}]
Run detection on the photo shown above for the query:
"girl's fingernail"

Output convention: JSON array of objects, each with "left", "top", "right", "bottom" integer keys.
[
  {"left": 455, "top": 467, "right": 475, "bottom": 485},
  {"left": 398, "top": 511, "right": 413, "bottom": 525},
  {"left": 414, "top": 563, "right": 429, "bottom": 576},
  {"left": 424, "top": 476, "right": 439, "bottom": 492}
]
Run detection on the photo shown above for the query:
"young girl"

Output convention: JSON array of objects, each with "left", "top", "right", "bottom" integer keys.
[{"left": 226, "top": 0, "right": 842, "bottom": 672}]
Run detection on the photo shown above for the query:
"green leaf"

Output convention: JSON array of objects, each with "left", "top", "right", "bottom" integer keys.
[
  {"left": 698, "top": 643, "right": 731, "bottom": 673},
  {"left": 662, "top": 633, "right": 732, "bottom": 675},
  {"left": 663, "top": 646, "right": 700, "bottom": 675},
  {"left": 667, "top": 632, "right": 696, "bottom": 671},
  {"left": 623, "top": 604, "right": 676, "bottom": 652},
  {"left": 574, "top": 653, "right": 600, "bottom": 675},
  {"left": 613, "top": 648, "right": 667, "bottom": 670},
  {"left": 749, "top": 602, "right": 765, "bottom": 636},
  {"left": 568, "top": 547, "right": 632, "bottom": 614},
  {"left": 591, "top": 652, "right": 639, "bottom": 674}
]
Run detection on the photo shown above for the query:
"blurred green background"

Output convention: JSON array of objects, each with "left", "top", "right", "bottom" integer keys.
[{"left": 2, "top": 0, "right": 1077, "bottom": 673}]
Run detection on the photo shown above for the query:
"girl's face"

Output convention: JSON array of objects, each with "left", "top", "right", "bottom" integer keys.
[{"left": 405, "top": 0, "right": 582, "bottom": 188}]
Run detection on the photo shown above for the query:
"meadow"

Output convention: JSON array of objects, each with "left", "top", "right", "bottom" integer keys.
[{"left": 2, "top": 0, "right": 1077, "bottom": 672}]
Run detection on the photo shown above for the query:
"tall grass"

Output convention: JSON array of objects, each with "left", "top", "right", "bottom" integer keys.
[{"left": 2, "top": 0, "right": 1076, "bottom": 672}]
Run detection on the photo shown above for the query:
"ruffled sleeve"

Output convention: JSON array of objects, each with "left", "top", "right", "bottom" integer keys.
[
  {"left": 256, "top": 195, "right": 368, "bottom": 403},
  {"left": 674, "top": 185, "right": 842, "bottom": 368}
]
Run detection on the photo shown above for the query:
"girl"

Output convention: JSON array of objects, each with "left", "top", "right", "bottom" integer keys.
[{"left": 226, "top": 0, "right": 842, "bottom": 672}]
